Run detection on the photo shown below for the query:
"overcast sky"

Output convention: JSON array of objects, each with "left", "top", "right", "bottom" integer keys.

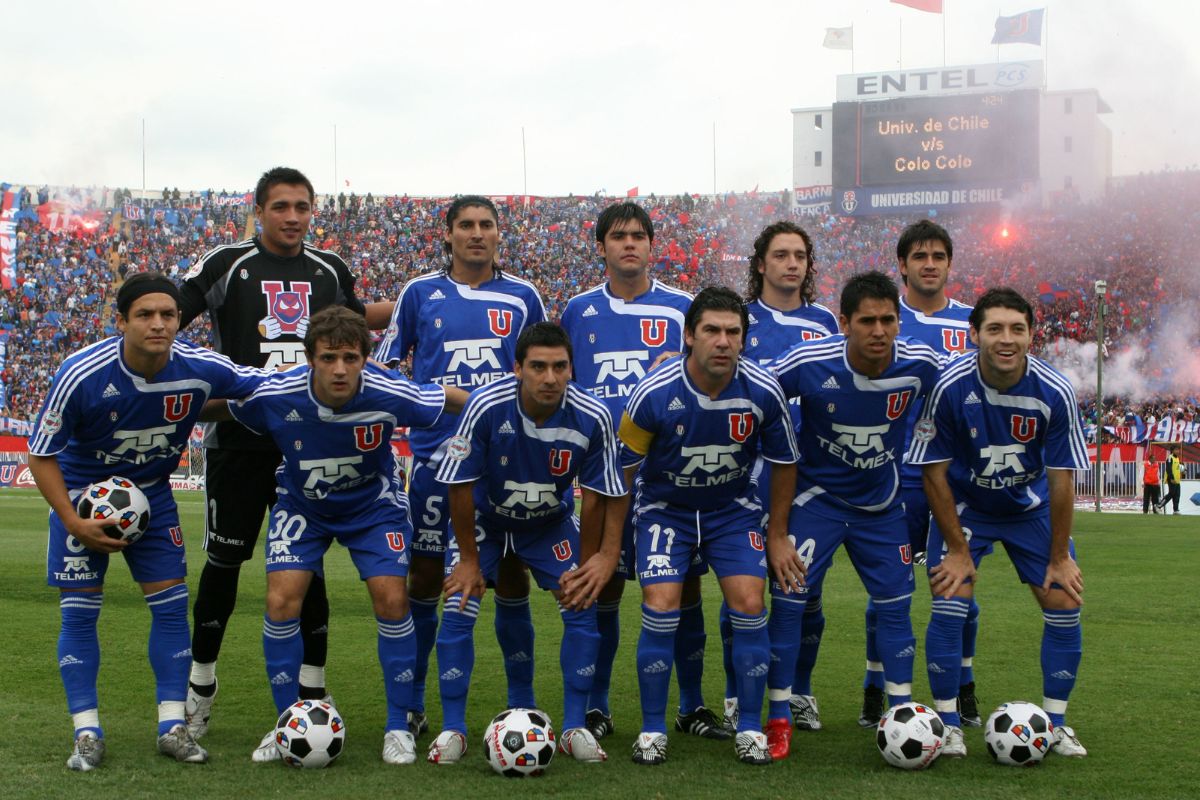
[{"left": 4, "top": 0, "right": 1195, "bottom": 196}]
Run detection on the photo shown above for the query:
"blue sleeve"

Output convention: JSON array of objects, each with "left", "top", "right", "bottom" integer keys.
[{"left": 228, "top": 391, "right": 270, "bottom": 436}]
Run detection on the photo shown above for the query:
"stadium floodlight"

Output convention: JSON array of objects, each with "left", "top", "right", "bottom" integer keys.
[{"left": 1094, "top": 280, "right": 1107, "bottom": 512}]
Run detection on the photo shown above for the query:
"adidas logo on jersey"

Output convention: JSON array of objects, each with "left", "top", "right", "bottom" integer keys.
[
  {"left": 102, "top": 383, "right": 120, "bottom": 398},
  {"left": 285, "top": 409, "right": 303, "bottom": 422},
  {"left": 895, "top": 645, "right": 916, "bottom": 658},
  {"left": 583, "top": 305, "right": 599, "bottom": 317},
  {"left": 642, "top": 660, "right": 670, "bottom": 674},
  {"left": 506, "top": 650, "right": 531, "bottom": 663},
  {"left": 964, "top": 391, "right": 981, "bottom": 405},
  {"left": 429, "top": 289, "right": 446, "bottom": 300},
  {"left": 270, "top": 672, "right": 292, "bottom": 686},
  {"left": 668, "top": 397, "right": 685, "bottom": 411},
  {"left": 59, "top": 654, "right": 83, "bottom": 667},
  {"left": 395, "top": 669, "right": 414, "bottom": 683},
  {"left": 1050, "top": 670, "right": 1076, "bottom": 680},
  {"left": 498, "top": 420, "right": 515, "bottom": 434},
  {"left": 440, "top": 667, "right": 465, "bottom": 681},
  {"left": 821, "top": 376, "right": 840, "bottom": 390}
]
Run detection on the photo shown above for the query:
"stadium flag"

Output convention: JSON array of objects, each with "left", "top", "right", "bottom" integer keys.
[
  {"left": 891, "top": 0, "right": 943, "bottom": 12},
  {"left": 823, "top": 26, "right": 853, "bottom": 50},
  {"left": 626, "top": 186, "right": 639, "bottom": 198},
  {"left": 0, "top": 331, "right": 7, "bottom": 410},
  {"left": 123, "top": 202, "right": 144, "bottom": 221},
  {"left": 0, "top": 187, "right": 17, "bottom": 291},
  {"left": 991, "top": 8, "right": 1044, "bottom": 45},
  {"left": 1037, "top": 281, "right": 1071, "bottom": 303}
]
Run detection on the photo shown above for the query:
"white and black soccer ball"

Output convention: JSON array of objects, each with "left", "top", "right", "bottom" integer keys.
[
  {"left": 76, "top": 476, "right": 151, "bottom": 544},
  {"left": 483, "top": 708, "right": 555, "bottom": 777},
  {"left": 876, "top": 701, "right": 945, "bottom": 770},
  {"left": 984, "top": 701, "right": 1053, "bottom": 766},
  {"left": 274, "top": 699, "right": 346, "bottom": 768}
]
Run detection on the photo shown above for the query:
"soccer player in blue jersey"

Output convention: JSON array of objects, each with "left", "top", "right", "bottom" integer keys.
[
  {"left": 215, "top": 307, "right": 466, "bottom": 765},
  {"left": 619, "top": 286, "right": 804, "bottom": 766},
  {"left": 28, "top": 273, "right": 269, "bottom": 770},
  {"left": 909, "top": 287, "right": 1090, "bottom": 758},
  {"left": 735, "top": 221, "right": 837, "bottom": 743},
  {"left": 431, "top": 322, "right": 628, "bottom": 764},
  {"left": 859, "top": 220, "right": 980, "bottom": 730},
  {"left": 374, "top": 196, "right": 546, "bottom": 738},
  {"left": 562, "top": 203, "right": 730, "bottom": 741},
  {"left": 766, "top": 271, "right": 942, "bottom": 758}
]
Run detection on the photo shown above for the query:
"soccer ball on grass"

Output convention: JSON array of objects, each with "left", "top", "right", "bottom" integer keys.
[
  {"left": 876, "top": 701, "right": 945, "bottom": 770},
  {"left": 484, "top": 708, "right": 555, "bottom": 777},
  {"left": 984, "top": 701, "right": 1052, "bottom": 766},
  {"left": 275, "top": 699, "right": 345, "bottom": 768}
]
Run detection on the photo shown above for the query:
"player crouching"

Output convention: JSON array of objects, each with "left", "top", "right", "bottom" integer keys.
[{"left": 206, "top": 307, "right": 467, "bottom": 765}]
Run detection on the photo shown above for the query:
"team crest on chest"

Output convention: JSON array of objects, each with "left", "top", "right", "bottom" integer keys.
[
  {"left": 354, "top": 423, "right": 385, "bottom": 452},
  {"left": 488, "top": 308, "right": 514, "bottom": 337},
  {"left": 885, "top": 389, "right": 913, "bottom": 421},
  {"left": 260, "top": 280, "right": 313, "bottom": 338},
  {"left": 942, "top": 328, "right": 968, "bottom": 352},
  {"left": 163, "top": 393, "right": 193, "bottom": 423},
  {"left": 1011, "top": 415, "right": 1038, "bottom": 443},
  {"left": 729, "top": 412, "right": 754, "bottom": 443},
  {"left": 640, "top": 319, "right": 668, "bottom": 347},
  {"left": 549, "top": 448, "right": 572, "bottom": 476}
]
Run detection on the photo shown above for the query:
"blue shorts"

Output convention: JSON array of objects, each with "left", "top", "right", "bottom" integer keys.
[
  {"left": 635, "top": 500, "right": 763, "bottom": 586},
  {"left": 445, "top": 513, "right": 579, "bottom": 592},
  {"left": 926, "top": 508, "right": 1073, "bottom": 589},
  {"left": 777, "top": 501, "right": 914, "bottom": 599},
  {"left": 264, "top": 495, "right": 411, "bottom": 580},
  {"left": 407, "top": 459, "right": 449, "bottom": 558},
  {"left": 47, "top": 481, "right": 184, "bottom": 588},
  {"left": 616, "top": 479, "right": 709, "bottom": 582},
  {"left": 902, "top": 486, "right": 931, "bottom": 554}
]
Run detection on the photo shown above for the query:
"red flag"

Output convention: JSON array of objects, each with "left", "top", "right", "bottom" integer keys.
[
  {"left": 891, "top": 0, "right": 942, "bottom": 12},
  {"left": 626, "top": 186, "right": 639, "bottom": 198}
]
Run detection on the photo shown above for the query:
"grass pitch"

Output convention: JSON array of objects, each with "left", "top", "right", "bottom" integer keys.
[{"left": 1, "top": 488, "right": 1196, "bottom": 798}]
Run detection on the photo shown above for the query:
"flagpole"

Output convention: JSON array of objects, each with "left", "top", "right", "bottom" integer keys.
[
  {"left": 1044, "top": 6, "right": 1050, "bottom": 86},
  {"left": 996, "top": 7, "right": 1000, "bottom": 62},
  {"left": 898, "top": 17, "right": 903, "bottom": 70},
  {"left": 851, "top": 23, "right": 855, "bottom": 73},
  {"left": 521, "top": 126, "right": 528, "bottom": 197},
  {"left": 942, "top": 1, "right": 947, "bottom": 66},
  {"left": 141, "top": 119, "right": 146, "bottom": 201},
  {"left": 712, "top": 121, "right": 717, "bottom": 195},
  {"left": 333, "top": 125, "right": 338, "bottom": 197}
]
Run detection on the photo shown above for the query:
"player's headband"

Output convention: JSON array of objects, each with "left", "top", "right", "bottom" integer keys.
[{"left": 117, "top": 274, "right": 182, "bottom": 316}]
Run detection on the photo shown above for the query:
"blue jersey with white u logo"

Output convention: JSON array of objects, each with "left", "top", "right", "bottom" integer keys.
[
  {"left": 619, "top": 356, "right": 798, "bottom": 512},
  {"left": 907, "top": 353, "right": 1089, "bottom": 516},
  {"left": 29, "top": 338, "right": 267, "bottom": 489},
  {"left": 373, "top": 270, "right": 546, "bottom": 460},
  {"left": 435, "top": 375, "right": 625, "bottom": 533},
  {"left": 898, "top": 296, "right": 974, "bottom": 489},
  {"left": 771, "top": 335, "right": 942, "bottom": 516},
  {"left": 228, "top": 363, "right": 445, "bottom": 518},
  {"left": 561, "top": 280, "right": 692, "bottom": 425}
]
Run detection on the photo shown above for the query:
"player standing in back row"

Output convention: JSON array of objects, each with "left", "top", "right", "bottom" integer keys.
[
  {"left": 858, "top": 220, "right": 981, "bottom": 730},
  {"left": 179, "top": 167, "right": 389, "bottom": 738},
  {"left": 374, "top": 195, "right": 546, "bottom": 741},
  {"left": 562, "top": 203, "right": 729, "bottom": 742}
]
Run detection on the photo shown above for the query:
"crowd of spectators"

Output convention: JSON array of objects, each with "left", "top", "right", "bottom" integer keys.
[{"left": 3, "top": 174, "right": 1199, "bottom": 441}]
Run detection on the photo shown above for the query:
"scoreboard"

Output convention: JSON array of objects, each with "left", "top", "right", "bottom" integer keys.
[{"left": 831, "top": 90, "right": 1039, "bottom": 215}]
